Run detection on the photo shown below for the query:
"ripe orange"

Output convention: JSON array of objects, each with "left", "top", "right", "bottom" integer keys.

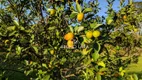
[
  {"left": 93, "top": 30, "right": 100, "bottom": 38},
  {"left": 67, "top": 40, "right": 74, "bottom": 48},
  {"left": 77, "top": 13, "right": 84, "bottom": 22},
  {"left": 64, "top": 32, "right": 74, "bottom": 41},
  {"left": 86, "top": 31, "right": 93, "bottom": 39}
]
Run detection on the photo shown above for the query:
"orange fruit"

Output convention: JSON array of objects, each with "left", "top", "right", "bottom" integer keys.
[
  {"left": 123, "top": 15, "right": 127, "bottom": 20},
  {"left": 86, "top": 31, "right": 93, "bottom": 39},
  {"left": 77, "top": 13, "right": 84, "bottom": 22},
  {"left": 64, "top": 32, "right": 74, "bottom": 41},
  {"left": 67, "top": 40, "right": 74, "bottom": 48},
  {"left": 93, "top": 30, "right": 100, "bottom": 38}
]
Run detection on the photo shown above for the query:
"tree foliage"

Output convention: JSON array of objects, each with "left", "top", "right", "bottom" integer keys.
[{"left": 0, "top": 0, "right": 142, "bottom": 80}]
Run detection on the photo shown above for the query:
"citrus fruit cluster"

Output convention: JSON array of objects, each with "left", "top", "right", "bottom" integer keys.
[
  {"left": 64, "top": 32, "right": 74, "bottom": 48},
  {"left": 86, "top": 30, "right": 101, "bottom": 39}
]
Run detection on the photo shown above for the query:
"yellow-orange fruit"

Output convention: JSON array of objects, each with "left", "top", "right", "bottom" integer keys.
[
  {"left": 86, "top": 31, "right": 93, "bottom": 39},
  {"left": 67, "top": 40, "right": 74, "bottom": 48},
  {"left": 77, "top": 13, "right": 84, "bottom": 22},
  {"left": 50, "top": 9, "right": 56, "bottom": 15},
  {"left": 123, "top": 15, "right": 127, "bottom": 20},
  {"left": 64, "top": 32, "right": 74, "bottom": 41},
  {"left": 50, "top": 50, "right": 54, "bottom": 55},
  {"left": 93, "top": 30, "right": 101, "bottom": 38}
]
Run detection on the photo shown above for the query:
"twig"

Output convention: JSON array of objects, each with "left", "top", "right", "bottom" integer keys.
[{"left": 39, "top": 0, "right": 45, "bottom": 24}]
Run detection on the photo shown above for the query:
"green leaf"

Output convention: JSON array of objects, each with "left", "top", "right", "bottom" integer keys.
[
  {"left": 74, "top": 26, "right": 79, "bottom": 32},
  {"left": 76, "top": 3, "right": 82, "bottom": 13},
  {"left": 56, "top": 30, "right": 60, "bottom": 37},
  {"left": 90, "top": 23, "right": 96, "bottom": 28},
  {"left": 92, "top": 52, "right": 99, "bottom": 62},
  {"left": 16, "top": 45, "right": 21, "bottom": 55},
  {"left": 24, "top": 69, "right": 33, "bottom": 76},
  {"left": 19, "top": 26, "right": 25, "bottom": 31},
  {"left": 90, "top": 23, "right": 102, "bottom": 29},
  {"left": 94, "top": 42, "right": 101, "bottom": 53},
  {"left": 9, "top": 31, "right": 17, "bottom": 36},
  {"left": 70, "top": 11, "right": 78, "bottom": 19},
  {"left": 97, "top": 42, "right": 101, "bottom": 52},
  {"left": 133, "top": 74, "right": 138, "bottom": 80},
  {"left": 7, "top": 26, "right": 16, "bottom": 31},
  {"left": 20, "top": 38, "right": 28, "bottom": 44},
  {"left": 42, "top": 63, "right": 48, "bottom": 68},
  {"left": 48, "top": 26, "right": 56, "bottom": 30},
  {"left": 99, "top": 68, "right": 108, "bottom": 72},
  {"left": 95, "top": 73, "right": 101, "bottom": 80},
  {"left": 129, "top": 0, "right": 133, "bottom": 5},
  {"left": 43, "top": 49, "right": 48, "bottom": 54},
  {"left": 24, "top": 60, "right": 29, "bottom": 65},
  {"left": 4, "top": 52, "right": 11, "bottom": 61},
  {"left": 106, "top": 17, "right": 113, "bottom": 25},
  {"left": 77, "top": 26, "right": 84, "bottom": 33},
  {"left": 83, "top": 8, "right": 93, "bottom": 13},
  {"left": 38, "top": 70, "right": 43, "bottom": 74},
  {"left": 95, "top": 24, "right": 102, "bottom": 29},
  {"left": 69, "top": 25, "right": 74, "bottom": 33},
  {"left": 33, "top": 46, "right": 38, "bottom": 54},
  {"left": 13, "top": 20, "right": 19, "bottom": 26},
  {"left": 43, "top": 75, "right": 50, "bottom": 80},
  {"left": 60, "top": 57, "right": 66, "bottom": 65}
]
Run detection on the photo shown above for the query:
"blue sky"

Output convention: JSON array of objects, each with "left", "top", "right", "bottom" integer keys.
[
  {"left": 97, "top": 0, "right": 123, "bottom": 16},
  {"left": 92, "top": 0, "right": 142, "bottom": 16}
]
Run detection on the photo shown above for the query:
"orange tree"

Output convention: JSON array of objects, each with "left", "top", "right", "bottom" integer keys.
[{"left": 0, "top": 0, "right": 142, "bottom": 80}]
